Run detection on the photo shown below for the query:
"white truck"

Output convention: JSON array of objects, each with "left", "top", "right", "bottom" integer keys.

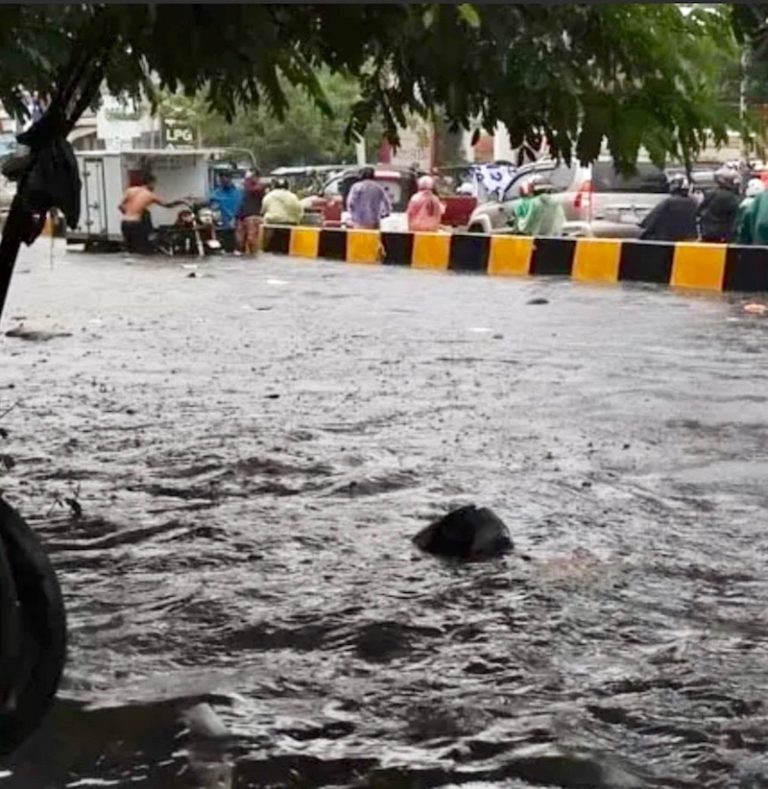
[{"left": 67, "top": 148, "right": 251, "bottom": 250}]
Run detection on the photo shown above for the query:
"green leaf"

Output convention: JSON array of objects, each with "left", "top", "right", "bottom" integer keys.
[{"left": 457, "top": 4, "right": 481, "bottom": 29}]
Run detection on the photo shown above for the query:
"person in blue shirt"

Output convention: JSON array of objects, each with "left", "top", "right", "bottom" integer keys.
[{"left": 210, "top": 171, "right": 243, "bottom": 229}]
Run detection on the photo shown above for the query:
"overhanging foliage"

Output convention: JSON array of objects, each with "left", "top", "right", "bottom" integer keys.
[{"left": 0, "top": 4, "right": 743, "bottom": 172}]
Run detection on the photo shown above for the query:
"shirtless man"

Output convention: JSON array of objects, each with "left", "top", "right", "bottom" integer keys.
[{"left": 119, "top": 176, "right": 184, "bottom": 254}]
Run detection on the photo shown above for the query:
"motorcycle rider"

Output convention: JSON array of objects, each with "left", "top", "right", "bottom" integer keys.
[
  {"left": 515, "top": 175, "right": 565, "bottom": 236},
  {"left": 638, "top": 173, "right": 698, "bottom": 242},
  {"left": 697, "top": 167, "right": 741, "bottom": 243}
]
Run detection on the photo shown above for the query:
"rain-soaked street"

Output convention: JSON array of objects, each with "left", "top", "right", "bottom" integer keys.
[{"left": 2, "top": 240, "right": 768, "bottom": 788}]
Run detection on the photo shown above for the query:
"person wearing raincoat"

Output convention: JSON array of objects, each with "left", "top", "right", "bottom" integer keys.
[
  {"left": 735, "top": 178, "right": 766, "bottom": 244},
  {"left": 508, "top": 178, "right": 536, "bottom": 231},
  {"left": 406, "top": 175, "right": 445, "bottom": 232},
  {"left": 515, "top": 176, "right": 565, "bottom": 236},
  {"left": 638, "top": 173, "right": 698, "bottom": 242},
  {"left": 698, "top": 167, "right": 741, "bottom": 243},
  {"left": 736, "top": 179, "right": 768, "bottom": 246}
]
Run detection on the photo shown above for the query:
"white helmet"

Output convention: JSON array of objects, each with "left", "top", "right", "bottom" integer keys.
[
  {"left": 667, "top": 173, "right": 690, "bottom": 196},
  {"left": 714, "top": 166, "right": 739, "bottom": 190},
  {"left": 746, "top": 178, "right": 766, "bottom": 198},
  {"left": 520, "top": 174, "right": 548, "bottom": 196}
]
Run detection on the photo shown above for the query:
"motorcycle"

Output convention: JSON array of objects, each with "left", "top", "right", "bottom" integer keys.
[{"left": 155, "top": 201, "right": 224, "bottom": 257}]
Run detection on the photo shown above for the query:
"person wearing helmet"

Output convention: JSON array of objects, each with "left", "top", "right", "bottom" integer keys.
[
  {"left": 638, "top": 173, "right": 698, "bottom": 242},
  {"left": 406, "top": 175, "right": 445, "bottom": 232},
  {"left": 736, "top": 178, "right": 768, "bottom": 245},
  {"left": 516, "top": 177, "right": 565, "bottom": 237},
  {"left": 697, "top": 167, "right": 741, "bottom": 243},
  {"left": 261, "top": 178, "right": 303, "bottom": 226}
]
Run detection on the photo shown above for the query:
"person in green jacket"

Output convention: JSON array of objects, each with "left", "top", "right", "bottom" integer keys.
[
  {"left": 735, "top": 178, "right": 767, "bottom": 245},
  {"left": 508, "top": 179, "right": 536, "bottom": 231},
  {"left": 262, "top": 178, "right": 303, "bottom": 225},
  {"left": 736, "top": 181, "right": 768, "bottom": 246},
  {"left": 516, "top": 176, "right": 565, "bottom": 236}
]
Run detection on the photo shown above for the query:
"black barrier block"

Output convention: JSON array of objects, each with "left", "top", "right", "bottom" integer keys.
[
  {"left": 318, "top": 229, "right": 347, "bottom": 260},
  {"left": 450, "top": 234, "right": 490, "bottom": 273},
  {"left": 381, "top": 232, "right": 414, "bottom": 266},
  {"left": 723, "top": 246, "right": 768, "bottom": 293},
  {"left": 618, "top": 241, "right": 674, "bottom": 284},
  {"left": 263, "top": 226, "right": 291, "bottom": 255},
  {"left": 530, "top": 237, "right": 575, "bottom": 276}
]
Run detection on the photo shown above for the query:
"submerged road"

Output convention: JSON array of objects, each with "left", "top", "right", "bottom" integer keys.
[{"left": 1, "top": 242, "right": 768, "bottom": 787}]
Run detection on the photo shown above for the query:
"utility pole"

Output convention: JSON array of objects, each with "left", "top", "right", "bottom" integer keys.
[{"left": 741, "top": 42, "right": 750, "bottom": 161}]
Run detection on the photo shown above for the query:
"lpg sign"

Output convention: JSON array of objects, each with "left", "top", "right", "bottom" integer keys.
[{"left": 163, "top": 120, "right": 195, "bottom": 148}]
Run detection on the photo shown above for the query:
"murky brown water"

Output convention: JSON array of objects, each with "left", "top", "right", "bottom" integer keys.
[{"left": 1, "top": 241, "right": 768, "bottom": 787}]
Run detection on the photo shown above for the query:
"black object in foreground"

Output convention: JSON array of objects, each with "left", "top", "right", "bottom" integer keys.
[
  {"left": 0, "top": 498, "right": 67, "bottom": 756},
  {"left": 413, "top": 505, "right": 513, "bottom": 560}
]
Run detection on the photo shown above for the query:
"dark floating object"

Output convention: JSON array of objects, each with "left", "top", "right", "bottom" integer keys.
[
  {"left": 412, "top": 505, "right": 513, "bottom": 560},
  {"left": 527, "top": 297, "right": 549, "bottom": 306},
  {"left": 4, "top": 326, "right": 72, "bottom": 342}
]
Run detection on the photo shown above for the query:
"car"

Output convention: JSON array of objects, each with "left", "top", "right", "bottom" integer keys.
[
  {"left": 301, "top": 165, "right": 477, "bottom": 229},
  {"left": 268, "top": 164, "right": 349, "bottom": 197},
  {"left": 467, "top": 157, "right": 671, "bottom": 238}
]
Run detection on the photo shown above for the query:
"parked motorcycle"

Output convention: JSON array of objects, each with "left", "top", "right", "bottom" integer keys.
[{"left": 155, "top": 201, "right": 224, "bottom": 257}]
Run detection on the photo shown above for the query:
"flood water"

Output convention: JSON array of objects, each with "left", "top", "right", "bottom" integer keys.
[{"left": 2, "top": 241, "right": 768, "bottom": 787}]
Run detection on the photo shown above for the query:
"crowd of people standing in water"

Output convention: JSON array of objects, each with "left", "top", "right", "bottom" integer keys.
[
  {"left": 118, "top": 161, "right": 768, "bottom": 256},
  {"left": 118, "top": 165, "right": 452, "bottom": 255},
  {"left": 119, "top": 169, "right": 304, "bottom": 256},
  {"left": 639, "top": 166, "right": 768, "bottom": 245}
]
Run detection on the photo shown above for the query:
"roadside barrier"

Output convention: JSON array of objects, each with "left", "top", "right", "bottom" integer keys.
[{"left": 261, "top": 225, "right": 768, "bottom": 293}]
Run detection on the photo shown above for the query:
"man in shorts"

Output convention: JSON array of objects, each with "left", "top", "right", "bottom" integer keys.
[{"left": 119, "top": 175, "right": 184, "bottom": 254}]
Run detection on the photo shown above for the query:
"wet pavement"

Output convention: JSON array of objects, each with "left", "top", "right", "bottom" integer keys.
[{"left": 1, "top": 241, "right": 768, "bottom": 787}]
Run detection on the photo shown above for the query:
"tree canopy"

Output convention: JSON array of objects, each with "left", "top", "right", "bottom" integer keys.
[
  {"left": 0, "top": 4, "right": 749, "bottom": 171},
  {"left": 157, "top": 73, "right": 385, "bottom": 172}
]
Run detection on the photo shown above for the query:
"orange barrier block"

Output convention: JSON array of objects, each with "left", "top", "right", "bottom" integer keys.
[
  {"left": 346, "top": 230, "right": 381, "bottom": 264},
  {"left": 671, "top": 243, "right": 726, "bottom": 291},
  {"left": 573, "top": 238, "right": 621, "bottom": 283},
  {"left": 289, "top": 227, "right": 320, "bottom": 259},
  {"left": 487, "top": 236, "right": 533, "bottom": 276},
  {"left": 412, "top": 232, "right": 450, "bottom": 270}
]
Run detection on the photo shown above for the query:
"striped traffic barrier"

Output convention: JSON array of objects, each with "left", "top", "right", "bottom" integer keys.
[{"left": 261, "top": 225, "right": 768, "bottom": 294}]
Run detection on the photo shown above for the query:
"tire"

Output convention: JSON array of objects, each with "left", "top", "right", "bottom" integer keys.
[
  {"left": 467, "top": 223, "right": 486, "bottom": 234},
  {"left": 0, "top": 498, "right": 66, "bottom": 756}
]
